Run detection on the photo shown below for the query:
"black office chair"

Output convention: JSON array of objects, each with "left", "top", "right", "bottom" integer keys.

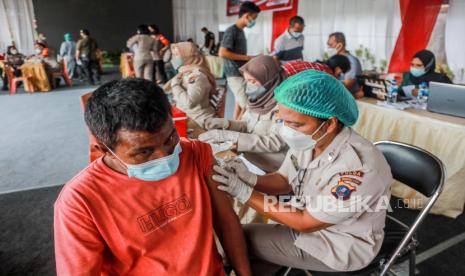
[{"left": 282, "top": 141, "right": 445, "bottom": 276}]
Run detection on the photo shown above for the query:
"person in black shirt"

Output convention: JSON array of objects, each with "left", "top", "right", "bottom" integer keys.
[{"left": 201, "top": 27, "right": 215, "bottom": 55}]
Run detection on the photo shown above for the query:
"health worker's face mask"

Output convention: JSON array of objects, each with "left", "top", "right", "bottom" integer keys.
[
  {"left": 106, "top": 142, "right": 182, "bottom": 181},
  {"left": 279, "top": 121, "right": 328, "bottom": 151},
  {"left": 410, "top": 67, "right": 426, "bottom": 78}
]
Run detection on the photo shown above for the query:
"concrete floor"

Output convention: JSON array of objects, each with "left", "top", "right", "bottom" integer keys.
[{"left": 0, "top": 69, "right": 235, "bottom": 193}]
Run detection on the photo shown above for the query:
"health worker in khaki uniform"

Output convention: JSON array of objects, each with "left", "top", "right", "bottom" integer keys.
[
  {"left": 164, "top": 42, "right": 217, "bottom": 129},
  {"left": 199, "top": 55, "right": 288, "bottom": 173},
  {"left": 213, "top": 70, "right": 393, "bottom": 274}
]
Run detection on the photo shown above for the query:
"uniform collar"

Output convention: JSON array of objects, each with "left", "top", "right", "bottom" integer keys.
[{"left": 309, "top": 127, "right": 353, "bottom": 168}]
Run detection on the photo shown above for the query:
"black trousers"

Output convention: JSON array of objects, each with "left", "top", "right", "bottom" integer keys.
[
  {"left": 80, "top": 57, "right": 101, "bottom": 84},
  {"left": 153, "top": 59, "right": 167, "bottom": 84}
]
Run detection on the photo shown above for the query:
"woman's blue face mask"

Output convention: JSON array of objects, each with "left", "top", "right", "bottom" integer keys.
[{"left": 410, "top": 67, "right": 426, "bottom": 78}]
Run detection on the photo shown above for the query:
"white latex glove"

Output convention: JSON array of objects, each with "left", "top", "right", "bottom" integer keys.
[
  {"left": 198, "top": 129, "right": 240, "bottom": 144},
  {"left": 223, "top": 157, "right": 258, "bottom": 187},
  {"left": 204, "top": 118, "right": 230, "bottom": 130},
  {"left": 213, "top": 165, "right": 253, "bottom": 204}
]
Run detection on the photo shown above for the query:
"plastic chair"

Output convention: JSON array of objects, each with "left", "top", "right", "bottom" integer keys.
[
  {"left": 5, "top": 65, "right": 34, "bottom": 95},
  {"left": 284, "top": 141, "right": 445, "bottom": 276},
  {"left": 52, "top": 60, "right": 72, "bottom": 88}
]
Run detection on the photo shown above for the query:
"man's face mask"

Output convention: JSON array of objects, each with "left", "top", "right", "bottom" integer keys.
[
  {"left": 246, "top": 16, "right": 256, "bottom": 28},
  {"left": 290, "top": 31, "right": 303, "bottom": 39},
  {"left": 105, "top": 142, "right": 182, "bottom": 181}
]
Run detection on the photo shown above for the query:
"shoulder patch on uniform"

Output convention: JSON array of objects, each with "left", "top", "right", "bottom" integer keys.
[
  {"left": 338, "top": 170, "right": 364, "bottom": 177},
  {"left": 340, "top": 177, "right": 362, "bottom": 185},
  {"left": 188, "top": 75, "right": 199, "bottom": 84},
  {"left": 331, "top": 179, "right": 356, "bottom": 200}
]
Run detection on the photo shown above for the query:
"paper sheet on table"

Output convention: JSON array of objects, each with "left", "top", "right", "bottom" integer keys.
[
  {"left": 403, "top": 85, "right": 415, "bottom": 98},
  {"left": 238, "top": 154, "right": 266, "bottom": 176},
  {"left": 376, "top": 100, "right": 411, "bottom": 110}
]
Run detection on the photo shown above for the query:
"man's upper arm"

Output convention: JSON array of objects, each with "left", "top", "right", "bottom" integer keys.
[
  {"left": 54, "top": 192, "right": 104, "bottom": 275},
  {"left": 221, "top": 28, "right": 235, "bottom": 51},
  {"left": 272, "top": 36, "right": 284, "bottom": 56}
]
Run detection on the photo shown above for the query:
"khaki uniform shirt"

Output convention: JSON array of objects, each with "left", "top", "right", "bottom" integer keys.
[
  {"left": 278, "top": 128, "right": 392, "bottom": 271},
  {"left": 231, "top": 107, "right": 287, "bottom": 172},
  {"left": 126, "top": 34, "right": 158, "bottom": 62},
  {"left": 170, "top": 68, "right": 216, "bottom": 128}
]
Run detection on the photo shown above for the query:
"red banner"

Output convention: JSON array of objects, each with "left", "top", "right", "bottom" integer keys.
[
  {"left": 388, "top": 0, "right": 442, "bottom": 73},
  {"left": 227, "top": 0, "right": 294, "bottom": 16}
]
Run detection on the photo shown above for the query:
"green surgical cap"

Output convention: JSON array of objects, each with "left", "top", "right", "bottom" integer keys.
[
  {"left": 274, "top": 69, "right": 359, "bottom": 126},
  {"left": 64, "top": 33, "right": 72, "bottom": 41}
]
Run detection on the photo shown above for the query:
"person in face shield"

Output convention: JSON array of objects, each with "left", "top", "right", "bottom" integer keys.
[
  {"left": 212, "top": 70, "right": 393, "bottom": 274},
  {"left": 54, "top": 79, "right": 251, "bottom": 276},
  {"left": 199, "top": 55, "right": 288, "bottom": 173}
]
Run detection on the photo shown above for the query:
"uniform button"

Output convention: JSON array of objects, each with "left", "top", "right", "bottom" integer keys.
[{"left": 328, "top": 152, "right": 335, "bottom": 161}]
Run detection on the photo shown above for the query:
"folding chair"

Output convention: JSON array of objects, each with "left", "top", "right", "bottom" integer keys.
[{"left": 283, "top": 141, "right": 445, "bottom": 276}]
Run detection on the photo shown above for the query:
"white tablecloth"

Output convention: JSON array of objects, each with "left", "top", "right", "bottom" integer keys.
[{"left": 353, "top": 98, "right": 465, "bottom": 218}]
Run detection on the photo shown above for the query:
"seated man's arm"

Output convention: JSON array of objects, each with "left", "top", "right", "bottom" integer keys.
[
  {"left": 206, "top": 161, "right": 252, "bottom": 276},
  {"left": 54, "top": 194, "right": 104, "bottom": 275}
]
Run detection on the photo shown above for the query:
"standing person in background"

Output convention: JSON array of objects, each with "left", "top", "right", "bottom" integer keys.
[
  {"left": 327, "top": 32, "right": 363, "bottom": 97},
  {"left": 76, "top": 29, "right": 101, "bottom": 85},
  {"left": 201, "top": 27, "right": 215, "bottom": 55},
  {"left": 127, "top": 25, "right": 158, "bottom": 81},
  {"left": 148, "top": 24, "right": 169, "bottom": 84},
  {"left": 59, "top": 33, "right": 77, "bottom": 79},
  {"left": 272, "top": 16, "right": 305, "bottom": 64},
  {"left": 219, "top": 1, "right": 261, "bottom": 120}
]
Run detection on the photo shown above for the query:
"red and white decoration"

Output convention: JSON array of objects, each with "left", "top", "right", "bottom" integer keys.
[{"left": 173, "top": 0, "right": 464, "bottom": 81}]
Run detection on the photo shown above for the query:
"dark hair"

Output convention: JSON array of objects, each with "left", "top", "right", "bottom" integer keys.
[
  {"left": 149, "top": 24, "right": 160, "bottom": 35},
  {"left": 137, "top": 24, "right": 150, "bottom": 35},
  {"left": 35, "top": 42, "right": 46, "bottom": 48},
  {"left": 290, "top": 16, "right": 304, "bottom": 26},
  {"left": 80, "top": 29, "right": 90, "bottom": 36},
  {"left": 6, "top": 46, "right": 16, "bottom": 54},
  {"left": 201, "top": 27, "right": 208, "bottom": 32},
  {"left": 84, "top": 79, "right": 172, "bottom": 149},
  {"left": 239, "top": 1, "right": 261, "bottom": 18},
  {"left": 329, "top": 32, "right": 346, "bottom": 47},
  {"left": 324, "top": 54, "right": 351, "bottom": 73}
]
